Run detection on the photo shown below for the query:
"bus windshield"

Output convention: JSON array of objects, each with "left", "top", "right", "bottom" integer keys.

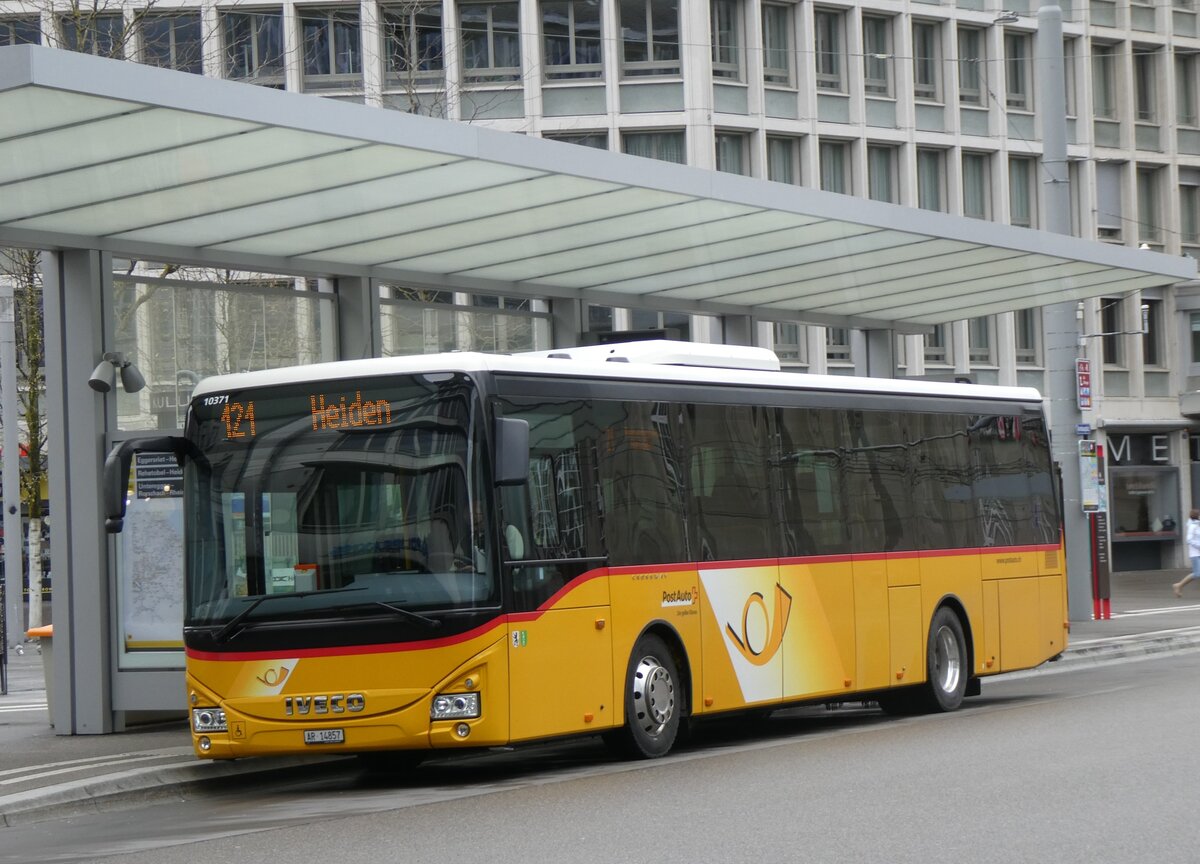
[{"left": 183, "top": 372, "right": 495, "bottom": 629}]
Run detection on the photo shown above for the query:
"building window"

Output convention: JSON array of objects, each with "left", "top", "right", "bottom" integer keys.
[
  {"left": 773, "top": 322, "right": 806, "bottom": 364},
  {"left": 1182, "top": 185, "right": 1200, "bottom": 245},
  {"left": 1143, "top": 298, "right": 1163, "bottom": 367},
  {"left": 762, "top": 4, "right": 792, "bottom": 86},
  {"left": 61, "top": 12, "right": 124, "bottom": 57},
  {"left": 1137, "top": 167, "right": 1163, "bottom": 246},
  {"left": 1004, "top": 32, "right": 1031, "bottom": 111},
  {"left": 222, "top": 10, "right": 286, "bottom": 86},
  {"left": 962, "top": 152, "right": 990, "bottom": 220},
  {"left": 623, "top": 130, "right": 686, "bottom": 163},
  {"left": 862, "top": 16, "right": 891, "bottom": 97},
  {"left": 826, "top": 327, "right": 851, "bottom": 363},
  {"left": 1096, "top": 161, "right": 1124, "bottom": 242},
  {"left": 543, "top": 0, "right": 602, "bottom": 80},
  {"left": 1015, "top": 308, "right": 1040, "bottom": 366},
  {"left": 814, "top": 9, "right": 845, "bottom": 92},
  {"left": 545, "top": 131, "right": 608, "bottom": 148},
  {"left": 383, "top": 4, "right": 444, "bottom": 87},
  {"left": 912, "top": 21, "right": 939, "bottom": 101},
  {"left": 917, "top": 148, "right": 945, "bottom": 212},
  {"left": 1101, "top": 297, "right": 1124, "bottom": 366},
  {"left": 819, "top": 140, "right": 849, "bottom": 193},
  {"left": 1009, "top": 156, "right": 1036, "bottom": 228},
  {"left": 620, "top": 0, "right": 680, "bottom": 77},
  {"left": 711, "top": 0, "right": 741, "bottom": 80},
  {"left": 969, "top": 317, "right": 994, "bottom": 365},
  {"left": 924, "top": 324, "right": 950, "bottom": 365},
  {"left": 766, "top": 136, "right": 800, "bottom": 184},
  {"left": 957, "top": 26, "right": 984, "bottom": 106},
  {"left": 1, "top": 17, "right": 39, "bottom": 45},
  {"left": 1134, "top": 47, "right": 1158, "bottom": 123},
  {"left": 1190, "top": 313, "right": 1200, "bottom": 365},
  {"left": 1178, "top": 53, "right": 1198, "bottom": 127},
  {"left": 867, "top": 144, "right": 897, "bottom": 203},
  {"left": 141, "top": 13, "right": 202, "bottom": 74},
  {"left": 1093, "top": 42, "right": 1117, "bottom": 120},
  {"left": 715, "top": 132, "right": 749, "bottom": 174},
  {"left": 461, "top": 1, "right": 521, "bottom": 83},
  {"left": 300, "top": 9, "right": 362, "bottom": 90}
]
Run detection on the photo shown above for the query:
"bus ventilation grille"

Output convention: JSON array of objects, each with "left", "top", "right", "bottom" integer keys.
[{"left": 1043, "top": 549, "right": 1060, "bottom": 570}]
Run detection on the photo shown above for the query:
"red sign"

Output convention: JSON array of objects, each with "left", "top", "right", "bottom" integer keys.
[{"left": 1076, "top": 358, "right": 1092, "bottom": 410}]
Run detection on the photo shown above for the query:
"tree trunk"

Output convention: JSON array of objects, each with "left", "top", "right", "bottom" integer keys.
[{"left": 26, "top": 516, "right": 41, "bottom": 630}]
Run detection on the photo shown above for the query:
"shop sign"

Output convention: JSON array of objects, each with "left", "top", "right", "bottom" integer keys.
[{"left": 1106, "top": 433, "right": 1172, "bottom": 466}]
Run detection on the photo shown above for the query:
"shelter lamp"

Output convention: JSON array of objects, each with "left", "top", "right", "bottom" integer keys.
[{"left": 87, "top": 352, "right": 146, "bottom": 394}]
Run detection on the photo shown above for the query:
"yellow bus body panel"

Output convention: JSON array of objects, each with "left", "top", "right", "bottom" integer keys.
[{"left": 187, "top": 542, "right": 1068, "bottom": 758}]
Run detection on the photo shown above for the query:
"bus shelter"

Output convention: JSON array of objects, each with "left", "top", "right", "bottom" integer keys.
[{"left": 0, "top": 44, "right": 1193, "bottom": 733}]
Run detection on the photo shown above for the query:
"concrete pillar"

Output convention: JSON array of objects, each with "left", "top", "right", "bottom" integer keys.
[
  {"left": 863, "top": 329, "right": 895, "bottom": 378},
  {"left": 1037, "top": 4, "right": 1091, "bottom": 621},
  {"left": 336, "top": 277, "right": 381, "bottom": 360},
  {"left": 723, "top": 315, "right": 755, "bottom": 346},
  {"left": 42, "top": 250, "right": 113, "bottom": 733},
  {"left": 549, "top": 298, "right": 582, "bottom": 348}
]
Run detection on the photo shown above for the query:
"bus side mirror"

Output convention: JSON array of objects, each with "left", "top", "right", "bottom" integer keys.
[
  {"left": 103, "top": 436, "right": 192, "bottom": 533},
  {"left": 494, "top": 417, "right": 529, "bottom": 486}
]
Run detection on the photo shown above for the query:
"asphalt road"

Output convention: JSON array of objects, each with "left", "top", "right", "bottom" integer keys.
[{"left": 4, "top": 652, "right": 1199, "bottom": 864}]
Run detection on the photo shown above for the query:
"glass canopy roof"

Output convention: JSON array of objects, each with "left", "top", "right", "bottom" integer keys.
[{"left": 0, "top": 44, "right": 1193, "bottom": 331}]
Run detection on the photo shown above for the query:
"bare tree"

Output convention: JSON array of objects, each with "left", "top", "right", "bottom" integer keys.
[{"left": 0, "top": 249, "right": 46, "bottom": 630}]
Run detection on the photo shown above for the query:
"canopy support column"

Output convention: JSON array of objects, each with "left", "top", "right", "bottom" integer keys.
[
  {"left": 863, "top": 329, "right": 896, "bottom": 378},
  {"left": 43, "top": 249, "right": 113, "bottom": 734},
  {"left": 336, "top": 277, "right": 381, "bottom": 360}
]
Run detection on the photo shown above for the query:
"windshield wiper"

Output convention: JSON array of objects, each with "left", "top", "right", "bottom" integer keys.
[
  {"left": 335, "top": 600, "right": 442, "bottom": 630},
  {"left": 213, "top": 586, "right": 367, "bottom": 643}
]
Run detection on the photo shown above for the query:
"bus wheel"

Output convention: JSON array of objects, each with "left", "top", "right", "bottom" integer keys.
[
  {"left": 618, "top": 634, "right": 682, "bottom": 759},
  {"left": 924, "top": 607, "right": 967, "bottom": 712}
]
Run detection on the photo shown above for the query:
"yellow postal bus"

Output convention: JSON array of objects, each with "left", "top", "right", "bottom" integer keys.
[{"left": 104, "top": 341, "right": 1066, "bottom": 763}]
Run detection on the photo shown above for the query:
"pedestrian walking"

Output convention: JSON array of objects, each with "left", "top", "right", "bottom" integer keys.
[{"left": 1173, "top": 509, "right": 1200, "bottom": 597}]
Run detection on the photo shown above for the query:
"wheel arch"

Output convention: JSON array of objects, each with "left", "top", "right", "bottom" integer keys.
[
  {"left": 626, "top": 620, "right": 693, "bottom": 721},
  {"left": 929, "top": 594, "right": 975, "bottom": 680}
]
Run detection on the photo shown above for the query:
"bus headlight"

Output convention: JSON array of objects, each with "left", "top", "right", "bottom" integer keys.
[
  {"left": 192, "top": 708, "right": 228, "bottom": 733},
  {"left": 431, "top": 692, "right": 480, "bottom": 720}
]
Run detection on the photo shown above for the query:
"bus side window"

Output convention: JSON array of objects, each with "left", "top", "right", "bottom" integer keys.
[
  {"left": 684, "top": 403, "right": 774, "bottom": 561},
  {"left": 777, "top": 406, "right": 850, "bottom": 556},
  {"left": 497, "top": 398, "right": 607, "bottom": 611}
]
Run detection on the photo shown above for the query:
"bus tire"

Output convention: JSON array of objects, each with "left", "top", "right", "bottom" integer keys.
[
  {"left": 923, "top": 607, "right": 967, "bottom": 712},
  {"left": 616, "top": 634, "right": 682, "bottom": 759}
]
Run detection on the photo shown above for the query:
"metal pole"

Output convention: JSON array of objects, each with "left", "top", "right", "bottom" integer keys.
[
  {"left": 1035, "top": 5, "right": 1092, "bottom": 620},
  {"left": 0, "top": 284, "right": 24, "bottom": 648}
]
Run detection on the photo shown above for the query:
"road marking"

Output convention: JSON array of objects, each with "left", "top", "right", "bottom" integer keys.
[
  {"left": 0, "top": 702, "right": 47, "bottom": 714},
  {"left": 0, "top": 753, "right": 186, "bottom": 786},
  {"left": 1110, "top": 603, "right": 1200, "bottom": 618},
  {"left": 0, "top": 747, "right": 193, "bottom": 781}
]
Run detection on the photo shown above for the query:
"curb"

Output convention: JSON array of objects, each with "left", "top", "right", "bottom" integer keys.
[{"left": 1017, "top": 626, "right": 1200, "bottom": 676}]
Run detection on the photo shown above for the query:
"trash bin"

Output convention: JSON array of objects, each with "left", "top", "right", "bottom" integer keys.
[{"left": 25, "top": 624, "right": 52, "bottom": 726}]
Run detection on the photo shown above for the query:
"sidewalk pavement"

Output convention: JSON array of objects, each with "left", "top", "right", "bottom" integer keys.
[{"left": 3, "top": 569, "right": 1200, "bottom": 827}]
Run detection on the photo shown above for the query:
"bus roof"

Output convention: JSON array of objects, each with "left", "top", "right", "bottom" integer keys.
[{"left": 191, "top": 342, "right": 1045, "bottom": 405}]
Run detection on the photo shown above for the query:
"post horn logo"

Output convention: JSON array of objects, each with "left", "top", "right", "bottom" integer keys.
[
  {"left": 725, "top": 584, "right": 793, "bottom": 666},
  {"left": 255, "top": 666, "right": 291, "bottom": 688}
]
